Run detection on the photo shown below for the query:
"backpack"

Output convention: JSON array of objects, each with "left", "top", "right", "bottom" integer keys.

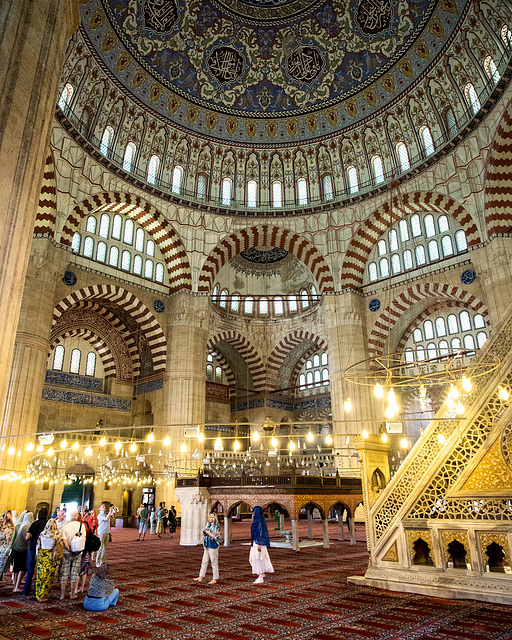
[
  {"left": 70, "top": 523, "right": 86, "bottom": 553},
  {"left": 85, "top": 530, "right": 101, "bottom": 553}
]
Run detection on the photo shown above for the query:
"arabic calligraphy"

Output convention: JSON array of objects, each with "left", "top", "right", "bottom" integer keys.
[
  {"left": 287, "top": 46, "right": 323, "bottom": 84},
  {"left": 142, "top": 0, "right": 179, "bottom": 34},
  {"left": 207, "top": 46, "right": 245, "bottom": 85},
  {"left": 355, "top": 0, "right": 392, "bottom": 35}
]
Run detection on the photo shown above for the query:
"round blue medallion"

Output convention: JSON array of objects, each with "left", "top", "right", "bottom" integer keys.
[
  {"left": 369, "top": 298, "right": 381, "bottom": 312},
  {"left": 153, "top": 300, "right": 165, "bottom": 313},
  {"left": 62, "top": 271, "right": 77, "bottom": 286},
  {"left": 460, "top": 269, "right": 476, "bottom": 285}
]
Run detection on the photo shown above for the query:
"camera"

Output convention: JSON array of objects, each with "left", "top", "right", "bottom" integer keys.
[{"left": 112, "top": 505, "right": 119, "bottom": 513}]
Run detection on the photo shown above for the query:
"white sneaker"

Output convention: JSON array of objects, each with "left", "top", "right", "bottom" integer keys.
[{"left": 254, "top": 576, "right": 264, "bottom": 584}]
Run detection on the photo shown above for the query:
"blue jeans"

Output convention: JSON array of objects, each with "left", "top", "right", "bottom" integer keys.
[
  {"left": 23, "top": 549, "right": 37, "bottom": 596},
  {"left": 84, "top": 588, "right": 119, "bottom": 611}
]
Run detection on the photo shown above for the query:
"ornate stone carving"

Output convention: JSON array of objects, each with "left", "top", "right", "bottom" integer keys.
[{"left": 440, "top": 529, "right": 471, "bottom": 565}]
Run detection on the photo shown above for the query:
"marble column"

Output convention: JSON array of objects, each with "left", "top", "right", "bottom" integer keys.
[
  {"left": 0, "top": 1, "right": 79, "bottom": 435},
  {"left": 0, "top": 240, "right": 68, "bottom": 513},
  {"left": 473, "top": 239, "right": 512, "bottom": 329},
  {"left": 307, "top": 508, "right": 313, "bottom": 539},
  {"left": 291, "top": 519, "right": 300, "bottom": 551},
  {"left": 322, "top": 517, "right": 330, "bottom": 549},
  {"left": 336, "top": 507, "right": 345, "bottom": 541},
  {"left": 174, "top": 485, "right": 210, "bottom": 545},
  {"left": 223, "top": 515, "right": 231, "bottom": 547}
]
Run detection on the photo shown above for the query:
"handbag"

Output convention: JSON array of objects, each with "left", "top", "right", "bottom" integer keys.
[
  {"left": 52, "top": 539, "right": 64, "bottom": 563},
  {"left": 70, "top": 523, "right": 86, "bottom": 553}
]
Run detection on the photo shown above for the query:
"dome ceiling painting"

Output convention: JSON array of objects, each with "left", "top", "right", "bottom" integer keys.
[{"left": 81, "top": 0, "right": 467, "bottom": 143}]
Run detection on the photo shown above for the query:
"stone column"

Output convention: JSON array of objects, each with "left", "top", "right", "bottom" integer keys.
[
  {"left": 0, "top": 1, "right": 79, "bottom": 431},
  {"left": 0, "top": 240, "right": 68, "bottom": 513},
  {"left": 348, "top": 516, "right": 356, "bottom": 545},
  {"left": 473, "top": 239, "right": 512, "bottom": 328},
  {"left": 336, "top": 506, "right": 345, "bottom": 540},
  {"left": 307, "top": 508, "right": 313, "bottom": 539},
  {"left": 223, "top": 515, "right": 231, "bottom": 547},
  {"left": 291, "top": 519, "right": 300, "bottom": 551},
  {"left": 175, "top": 485, "right": 210, "bottom": 545},
  {"left": 322, "top": 517, "right": 330, "bottom": 549}
]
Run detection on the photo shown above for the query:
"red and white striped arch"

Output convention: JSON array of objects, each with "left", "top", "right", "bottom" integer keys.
[
  {"left": 267, "top": 331, "right": 328, "bottom": 390},
  {"left": 33, "top": 152, "right": 57, "bottom": 237},
  {"left": 52, "top": 285, "right": 167, "bottom": 377},
  {"left": 50, "top": 328, "right": 118, "bottom": 379},
  {"left": 485, "top": 99, "right": 512, "bottom": 236},
  {"left": 207, "top": 331, "right": 265, "bottom": 393},
  {"left": 368, "top": 283, "right": 489, "bottom": 360},
  {"left": 59, "top": 192, "right": 192, "bottom": 292},
  {"left": 341, "top": 191, "right": 481, "bottom": 291},
  {"left": 198, "top": 225, "right": 334, "bottom": 293}
]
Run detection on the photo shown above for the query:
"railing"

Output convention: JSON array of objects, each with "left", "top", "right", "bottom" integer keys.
[
  {"left": 56, "top": 50, "right": 512, "bottom": 216},
  {"left": 176, "top": 470, "right": 362, "bottom": 490}
]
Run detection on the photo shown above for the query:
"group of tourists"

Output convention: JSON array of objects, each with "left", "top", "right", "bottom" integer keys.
[
  {"left": 136, "top": 502, "right": 177, "bottom": 541},
  {"left": 0, "top": 503, "right": 116, "bottom": 607}
]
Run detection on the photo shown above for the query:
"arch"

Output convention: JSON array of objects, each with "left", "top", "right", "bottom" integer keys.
[
  {"left": 327, "top": 500, "right": 354, "bottom": 519},
  {"left": 341, "top": 192, "right": 481, "bottom": 290},
  {"left": 485, "top": 99, "right": 512, "bottom": 236},
  {"left": 198, "top": 225, "right": 334, "bottom": 293},
  {"left": 207, "top": 331, "right": 265, "bottom": 392},
  {"left": 267, "top": 331, "right": 328, "bottom": 391},
  {"left": 60, "top": 192, "right": 191, "bottom": 292},
  {"left": 208, "top": 349, "right": 236, "bottom": 388},
  {"left": 297, "top": 500, "right": 326, "bottom": 519},
  {"left": 52, "top": 285, "right": 167, "bottom": 376},
  {"left": 50, "top": 327, "right": 117, "bottom": 379},
  {"left": 33, "top": 151, "right": 57, "bottom": 237},
  {"left": 368, "top": 283, "right": 490, "bottom": 359}
]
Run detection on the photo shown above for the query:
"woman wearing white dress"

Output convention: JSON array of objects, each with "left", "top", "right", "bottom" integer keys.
[{"left": 249, "top": 506, "right": 274, "bottom": 584}]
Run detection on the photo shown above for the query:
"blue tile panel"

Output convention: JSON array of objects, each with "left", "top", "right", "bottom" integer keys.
[
  {"left": 230, "top": 396, "right": 331, "bottom": 412},
  {"left": 42, "top": 386, "right": 131, "bottom": 411},
  {"left": 45, "top": 370, "right": 103, "bottom": 392},
  {"left": 133, "top": 378, "right": 164, "bottom": 395}
]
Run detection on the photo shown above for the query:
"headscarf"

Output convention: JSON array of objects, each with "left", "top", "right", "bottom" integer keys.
[
  {"left": 41, "top": 518, "right": 60, "bottom": 539},
  {"left": 251, "top": 506, "right": 270, "bottom": 547},
  {"left": 88, "top": 564, "right": 115, "bottom": 598},
  {"left": 11, "top": 510, "right": 18, "bottom": 524},
  {"left": 21, "top": 511, "right": 34, "bottom": 528},
  {"left": 203, "top": 513, "right": 222, "bottom": 547}
]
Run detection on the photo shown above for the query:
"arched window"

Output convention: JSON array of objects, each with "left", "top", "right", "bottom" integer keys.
[
  {"left": 465, "top": 83, "right": 481, "bottom": 116},
  {"left": 135, "top": 228, "right": 144, "bottom": 252},
  {"left": 445, "top": 108, "right": 457, "bottom": 135},
  {"left": 313, "top": 354, "right": 320, "bottom": 367},
  {"left": 474, "top": 314, "right": 485, "bottom": 329},
  {"left": 219, "top": 290, "right": 227, "bottom": 308},
  {"left": 419, "top": 125, "right": 434, "bottom": 156},
  {"left": 405, "top": 348, "right": 414, "bottom": 365},
  {"left": 438, "top": 215, "right": 449, "bottom": 233},
  {"left": 109, "top": 246, "right": 119, "bottom": 267},
  {"left": 501, "top": 25, "right": 512, "bottom": 47},
  {"left": 247, "top": 180, "right": 257, "bottom": 207},
  {"left": 417, "top": 345, "right": 425, "bottom": 361},
  {"left": 424, "top": 320, "right": 434, "bottom": 340},
  {"left": 455, "top": 230, "right": 468, "bottom": 251},
  {"left": 146, "top": 240, "right": 155, "bottom": 257},
  {"left": 123, "top": 142, "right": 136, "bottom": 172},
  {"left": 441, "top": 235, "right": 454, "bottom": 257},
  {"left": 323, "top": 174, "right": 333, "bottom": 200},
  {"left": 306, "top": 360, "right": 312, "bottom": 370},
  {"left": 288, "top": 295, "right": 298, "bottom": 313},
  {"left": 301, "top": 290, "right": 310, "bottom": 309},
  {"left": 100, "top": 126, "right": 114, "bottom": 157},
  {"left": 85, "top": 352, "right": 96, "bottom": 377},
  {"left": 424, "top": 214, "right": 435, "bottom": 237},
  {"left": 428, "top": 239, "right": 439, "bottom": 261},
  {"left": 145, "top": 259, "right": 154, "bottom": 279},
  {"left": 484, "top": 55, "right": 500, "bottom": 84},
  {"left": 411, "top": 214, "right": 422, "bottom": 237},
  {"left": 306, "top": 371, "right": 313, "bottom": 386},
  {"left": 147, "top": 155, "right": 160, "bottom": 185},
  {"left": 347, "top": 166, "right": 359, "bottom": 193},
  {"left": 133, "top": 255, "right": 143, "bottom": 275},
  {"left": 58, "top": 83, "right": 73, "bottom": 111},
  {"left": 447, "top": 314, "right": 458, "bottom": 335},
  {"left": 84, "top": 237, "right": 94, "bottom": 258},
  {"left": 299, "top": 373, "right": 306, "bottom": 388},
  {"left": 463, "top": 334, "right": 476, "bottom": 351},
  {"left": 378, "top": 239, "right": 387, "bottom": 256},
  {"left": 403, "top": 250, "right": 413, "bottom": 270},
  {"left": 70, "top": 348, "right": 81, "bottom": 374},
  {"left": 53, "top": 345, "right": 65, "bottom": 371},
  {"left": 121, "top": 250, "right": 131, "bottom": 271},
  {"left": 99, "top": 213, "right": 110, "bottom": 238},
  {"left": 311, "top": 284, "right": 317, "bottom": 297},
  {"left": 274, "top": 297, "right": 284, "bottom": 315},
  {"left": 369, "top": 262, "right": 378, "bottom": 281},
  {"left": 379, "top": 257, "right": 389, "bottom": 277},
  {"left": 476, "top": 331, "right": 487, "bottom": 348},
  {"left": 314, "top": 370, "right": 321, "bottom": 385},
  {"left": 96, "top": 241, "right": 107, "bottom": 263},
  {"left": 172, "top": 165, "right": 183, "bottom": 194},
  {"left": 71, "top": 233, "right": 81, "bottom": 253},
  {"left": 413, "top": 329, "right": 422, "bottom": 343},
  {"left": 231, "top": 293, "right": 240, "bottom": 313},
  {"left": 389, "top": 229, "right": 399, "bottom": 251},
  {"left": 222, "top": 177, "right": 232, "bottom": 205},
  {"left": 206, "top": 364, "right": 213, "bottom": 381},
  {"left": 399, "top": 220, "right": 409, "bottom": 242},
  {"left": 259, "top": 297, "right": 268, "bottom": 315},
  {"left": 322, "top": 368, "right": 329, "bottom": 384},
  {"left": 397, "top": 142, "right": 410, "bottom": 172},
  {"left": 244, "top": 296, "right": 254, "bottom": 314},
  {"left": 112, "top": 214, "right": 122, "bottom": 240},
  {"left": 451, "top": 337, "right": 461, "bottom": 352},
  {"left": 123, "top": 219, "right": 134, "bottom": 245},
  {"left": 427, "top": 343, "right": 437, "bottom": 360},
  {"left": 272, "top": 181, "right": 283, "bottom": 208},
  {"left": 415, "top": 245, "right": 426, "bottom": 265},
  {"left": 436, "top": 317, "right": 447, "bottom": 337},
  {"left": 197, "top": 174, "right": 207, "bottom": 199},
  {"left": 215, "top": 367, "right": 222, "bottom": 383},
  {"left": 391, "top": 253, "right": 401, "bottom": 274},
  {"left": 321, "top": 353, "right": 328, "bottom": 365},
  {"left": 459, "top": 310, "right": 471, "bottom": 331},
  {"left": 297, "top": 178, "right": 308, "bottom": 205},
  {"left": 372, "top": 155, "right": 384, "bottom": 184},
  {"left": 439, "top": 340, "right": 449, "bottom": 358},
  {"left": 155, "top": 263, "right": 164, "bottom": 283},
  {"left": 207, "top": 353, "right": 213, "bottom": 362}
]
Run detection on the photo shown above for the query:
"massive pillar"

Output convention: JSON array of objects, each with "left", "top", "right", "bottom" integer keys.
[
  {"left": 0, "top": 1, "right": 79, "bottom": 433},
  {"left": 0, "top": 240, "right": 68, "bottom": 512},
  {"left": 473, "top": 239, "right": 512, "bottom": 328}
]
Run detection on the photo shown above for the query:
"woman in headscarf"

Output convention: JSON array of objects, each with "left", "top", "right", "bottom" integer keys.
[
  {"left": 83, "top": 564, "right": 119, "bottom": 611},
  {"left": 249, "top": 506, "right": 274, "bottom": 584},
  {"left": 0, "top": 511, "right": 15, "bottom": 580},
  {"left": 193, "top": 512, "right": 222, "bottom": 584},
  {"left": 35, "top": 518, "right": 61, "bottom": 601},
  {"left": 11, "top": 511, "right": 33, "bottom": 592}
]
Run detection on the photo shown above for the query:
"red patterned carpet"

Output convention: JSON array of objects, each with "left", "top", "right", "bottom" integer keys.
[{"left": 1, "top": 522, "right": 512, "bottom": 640}]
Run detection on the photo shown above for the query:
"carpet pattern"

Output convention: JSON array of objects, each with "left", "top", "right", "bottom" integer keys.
[{"left": 1, "top": 523, "right": 511, "bottom": 640}]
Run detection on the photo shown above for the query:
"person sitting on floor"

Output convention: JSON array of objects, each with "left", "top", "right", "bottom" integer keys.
[{"left": 83, "top": 564, "right": 119, "bottom": 611}]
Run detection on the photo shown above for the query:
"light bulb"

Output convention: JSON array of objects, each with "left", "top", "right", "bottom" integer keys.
[
  {"left": 252, "top": 431, "right": 260, "bottom": 442},
  {"left": 37, "top": 444, "right": 44, "bottom": 453},
  {"left": 400, "top": 438, "right": 409, "bottom": 449},
  {"left": 180, "top": 442, "right": 187, "bottom": 453},
  {"left": 437, "top": 434, "right": 446, "bottom": 445},
  {"left": 47, "top": 447, "right": 54, "bottom": 456},
  {"left": 374, "top": 383, "right": 384, "bottom": 399},
  {"left": 381, "top": 433, "right": 388, "bottom": 443},
  {"left": 446, "top": 395, "right": 455, "bottom": 410},
  {"left": 99, "top": 437, "right": 106, "bottom": 447},
  {"left": 462, "top": 376, "right": 472, "bottom": 393},
  {"left": 271, "top": 436, "right": 278, "bottom": 448},
  {"left": 85, "top": 446, "right": 92, "bottom": 456},
  {"left": 60, "top": 439, "right": 67, "bottom": 449},
  {"left": 387, "top": 388, "right": 396, "bottom": 402},
  {"left": 147, "top": 432, "right": 154, "bottom": 443},
  {"left": 385, "top": 405, "right": 396, "bottom": 420},
  {"left": 344, "top": 397, "right": 352, "bottom": 412},
  {"left": 362, "top": 429, "right": 369, "bottom": 439},
  {"left": 214, "top": 436, "right": 223, "bottom": 451},
  {"left": 7, "top": 446, "right": 15, "bottom": 455},
  {"left": 26, "top": 442, "right": 34, "bottom": 452},
  {"left": 233, "top": 440, "right": 241, "bottom": 451},
  {"left": 288, "top": 441, "right": 296, "bottom": 451},
  {"left": 198, "top": 432, "right": 205, "bottom": 443},
  {"left": 499, "top": 387, "right": 509, "bottom": 400},
  {"left": 163, "top": 436, "right": 170, "bottom": 446},
  {"left": 72, "top": 442, "right": 79, "bottom": 451},
  {"left": 307, "top": 431, "right": 314, "bottom": 442},
  {"left": 449, "top": 385, "right": 460, "bottom": 400},
  {"left": 325, "top": 435, "right": 332, "bottom": 446},
  {"left": 455, "top": 401, "right": 465, "bottom": 415},
  {"left": 115, "top": 440, "right": 122, "bottom": 451},
  {"left": 419, "top": 384, "right": 427, "bottom": 399},
  {"left": 130, "top": 443, "right": 137, "bottom": 453}
]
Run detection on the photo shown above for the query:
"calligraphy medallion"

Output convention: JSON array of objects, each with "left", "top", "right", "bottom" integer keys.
[
  {"left": 206, "top": 44, "right": 247, "bottom": 86},
  {"left": 141, "top": 0, "right": 180, "bottom": 36},
  {"left": 286, "top": 44, "right": 326, "bottom": 86},
  {"left": 355, "top": 0, "right": 393, "bottom": 36}
]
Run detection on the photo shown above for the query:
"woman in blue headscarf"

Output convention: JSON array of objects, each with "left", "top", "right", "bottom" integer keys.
[{"left": 249, "top": 506, "right": 274, "bottom": 584}]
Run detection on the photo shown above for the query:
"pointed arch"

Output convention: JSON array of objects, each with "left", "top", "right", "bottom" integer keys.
[
  {"left": 485, "top": 98, "right": 512, "bottom": 236},
  {"left": 207, "top": 331, "right": 265, "bottom": 392},
  {"left": 368, "top": 283, "right": 489, "bottom": 359},
  {"left": 341, "top": 192, "right": 481, "bottom": 290},
  {"left": 267, "top": 331, "right": 328, "bottom": 391},
  {"left": 198, "top": 226, "right": 334, "bottom": 293},
  {"left": 50, "top": 327, "right": 118, "bottom": 379},
  {"left": 52, "top": 285, "right": 167, "bottom": 376},
  {"left": 60, "top": 192, "right": 191, "bottom": 292},
  {"left": 33, "top": 151, "right": 57, "bottom": 237}
]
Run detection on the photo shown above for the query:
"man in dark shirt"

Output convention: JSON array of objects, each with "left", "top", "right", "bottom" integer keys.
[{"left": 23, "top": 507, "right": 48, "bottom": 596}]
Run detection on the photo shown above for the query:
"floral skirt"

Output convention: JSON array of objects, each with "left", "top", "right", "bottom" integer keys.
[{"left": 35, "top": 550, "right": 57, "bottom": 600}]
